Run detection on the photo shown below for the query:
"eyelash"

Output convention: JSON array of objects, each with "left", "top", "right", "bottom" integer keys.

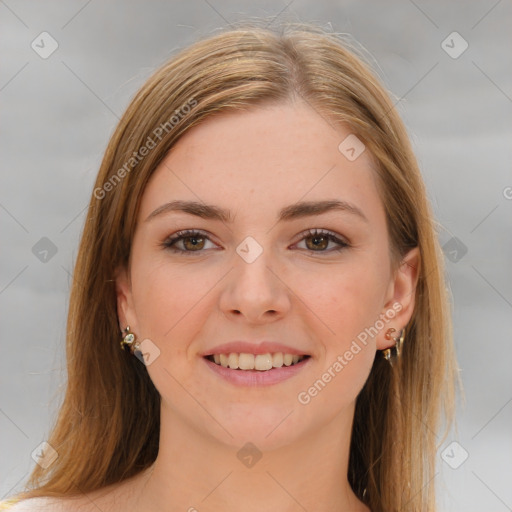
[{"left": 160, "top": 228, "right": 350, "bottom": 255}]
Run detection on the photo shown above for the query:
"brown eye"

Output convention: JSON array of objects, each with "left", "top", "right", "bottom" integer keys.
[
  {"left": 162, "top": 230, "right": 216, "bottom": 254},
  {"left": 294, "top": 229, "right": 350, "bottom": 253},
  {"left": 182, "top": 235, "right": 205, "bottom": 251},
  {"left": 305, "top": 234, "right": 329, "bottom": 251}
]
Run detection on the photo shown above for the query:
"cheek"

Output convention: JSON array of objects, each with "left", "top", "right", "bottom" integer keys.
[
  {"left": 299, "top": 261, "right": 388, "bottom": 345},
  {"left": 131, "top": 259, "right": 212, "bottom": 344},
  {"left": 295, "top": 267, "right": 382, "bottom": 414}
]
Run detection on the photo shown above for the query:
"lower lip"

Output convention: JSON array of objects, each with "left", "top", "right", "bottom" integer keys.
[{"left": 203, "top": 356, "right": 311, "bottom": 387}]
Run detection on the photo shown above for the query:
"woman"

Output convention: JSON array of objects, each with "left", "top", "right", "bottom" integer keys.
[{"left": 2, "top": 21, "right": 457, "bottom": 512}]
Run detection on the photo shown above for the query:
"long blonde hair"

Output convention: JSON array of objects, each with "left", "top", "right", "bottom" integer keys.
[{"left": 15, "top": 21, "right": 457, "bottom": 511}]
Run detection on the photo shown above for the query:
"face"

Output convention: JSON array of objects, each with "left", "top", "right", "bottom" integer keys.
[{"left": 116, "top": 101, "right": 419, "bottom": 450}]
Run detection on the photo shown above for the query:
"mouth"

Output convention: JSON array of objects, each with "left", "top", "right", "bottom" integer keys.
[{"left": 204, "top": 352, "right": 311, "bottom": 371}]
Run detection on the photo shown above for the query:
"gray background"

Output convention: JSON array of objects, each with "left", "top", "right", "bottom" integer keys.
[{"left": 1, "top": 1, "right": 511, "bottom": 510}]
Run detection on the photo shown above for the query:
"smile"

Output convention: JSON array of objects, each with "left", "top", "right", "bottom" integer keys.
[{"left": 205, "top": 352, "right": 310, "bottom": 371}]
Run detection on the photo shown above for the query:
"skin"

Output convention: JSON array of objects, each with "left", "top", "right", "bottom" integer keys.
[{"left": 51, "top": 100, "right": 419, "bottom": 512}]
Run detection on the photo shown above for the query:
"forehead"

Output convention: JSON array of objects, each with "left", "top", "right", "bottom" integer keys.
[{"left": 138, "top": 102, "right": 384, "bottom": 224}]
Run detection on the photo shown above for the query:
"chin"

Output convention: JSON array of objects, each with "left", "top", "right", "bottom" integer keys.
[{"left": 208, "top": 405, "right": 306, "bottom": 450}]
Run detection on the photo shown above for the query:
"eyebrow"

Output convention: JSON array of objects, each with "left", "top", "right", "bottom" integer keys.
[{"left": 145, "top": 199, "right": 368, "bottom": 224}]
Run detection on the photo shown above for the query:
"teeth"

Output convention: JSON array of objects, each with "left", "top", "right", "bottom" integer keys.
[
  {"left": 272, "top": 352, "right": 283, "bottom": 367},
  {"left": 255, "top": 354, "right": 273, "bottom": 371},
  {"left": 238, "top": 353, "right": 253, "bottom": 370},
  {"left": 228, "top": 353, "right": 239, "bottom": 369},
  {"left": 209, "top": 352, "right": 307, "bottom": 371}
]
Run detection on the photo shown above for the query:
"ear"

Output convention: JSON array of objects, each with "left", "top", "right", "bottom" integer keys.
[
  {"left": 377, "top": 247, "right": 420, "bottom": 350},
  {"left": 115, "top": 265, "right": 138, "bottom": 334}
]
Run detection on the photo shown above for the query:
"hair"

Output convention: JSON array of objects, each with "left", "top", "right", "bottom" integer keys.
[{"left": 14, "top": 20, "right": 457, "bottom": 512}]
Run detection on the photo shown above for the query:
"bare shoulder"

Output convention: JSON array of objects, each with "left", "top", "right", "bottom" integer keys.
[
  {"left": 2, "top": 497, "right": 65, "bottom": 511},
  {"left": 5, "top": 494, "right": 111, "bottom": 512},
  {"left": 4, "top": 468, "right": 152, "bottom": 512},
  {"left": 3, "top": 496, "right": 85, "bottom": 511},
  {"left": 6, "top": 491, "right": 126, "bottom": 512}
]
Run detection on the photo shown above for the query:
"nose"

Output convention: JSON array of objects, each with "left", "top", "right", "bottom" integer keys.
[{"left": 219, "top": 245, "right": 292, "bottom": 325}]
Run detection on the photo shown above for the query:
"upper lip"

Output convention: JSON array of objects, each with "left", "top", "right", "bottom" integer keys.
[{"left": 201, "top": 341, "right": 309, "bottom": 356}]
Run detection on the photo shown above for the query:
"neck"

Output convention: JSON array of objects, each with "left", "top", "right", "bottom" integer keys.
[{"left": 131, "top": 402, "right": 369, "bottom": 512}]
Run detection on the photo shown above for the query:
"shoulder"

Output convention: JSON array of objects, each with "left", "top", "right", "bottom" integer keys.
[
  {"left": 0, "top": 496, "right": 85, "bottom": 511},
  {"left": 0, "top": 497, "right": 54, "bottom": 511},
  {"left": 0, "top": 469, "right": 151, "bottom": 512}
]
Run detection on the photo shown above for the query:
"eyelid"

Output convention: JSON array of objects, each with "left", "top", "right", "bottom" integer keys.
[
  {"left": 162, "top": 227, "right": 350, "bottom": 255},
  {"left": 161, "top": 229, "right": 220, "bottom": 253},
  {"left": 290, "top": 228, "right": 350, "bottom": 251}
]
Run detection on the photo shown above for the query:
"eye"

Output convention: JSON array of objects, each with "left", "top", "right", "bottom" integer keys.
[
  {"left": 161, "top": 229, "right": 217, "bottom": 254},
  {"left": 161, "top": 228, "right": 350, "bottom": 255},
  {"left": 293, "top": 228, "right": 350, "bottom": 253}
]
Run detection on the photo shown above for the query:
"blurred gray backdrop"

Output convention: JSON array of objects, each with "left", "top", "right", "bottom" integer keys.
[{"left": 1, "top": 1, "right": 511, "bottom": 510}]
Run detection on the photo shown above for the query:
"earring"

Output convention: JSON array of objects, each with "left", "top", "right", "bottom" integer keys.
[
  {"left": 382, "top": 327, "right": 405, "bottom": 365},
  {"left": 120, "top": 326, "right": 141, "bottom": 355}
]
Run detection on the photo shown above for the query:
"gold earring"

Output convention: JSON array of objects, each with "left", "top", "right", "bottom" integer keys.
[
  {"left": 382, "top": 327, "right": 405, "bottom": 365},
  {"left": 120, "top": 326, "right": 140, "bottom": 355}
]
